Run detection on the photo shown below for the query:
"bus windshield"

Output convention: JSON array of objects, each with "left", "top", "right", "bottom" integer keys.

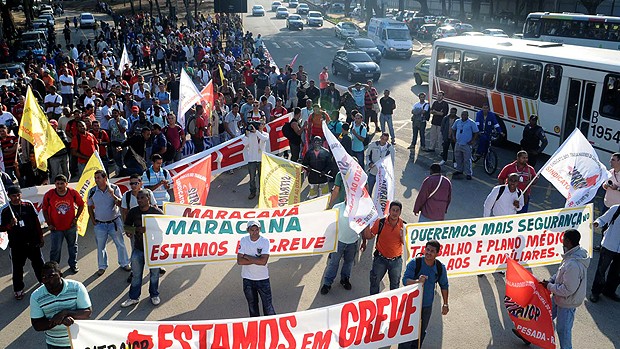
[{"left": 386, "top": 29, "right": 410, "bottom": 40}]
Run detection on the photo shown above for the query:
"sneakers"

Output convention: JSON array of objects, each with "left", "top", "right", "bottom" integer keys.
[
  {"left": 511, "top": 328, "right": 531, "bottom": 345},
  {"left": 340, "top": 278, "right": 352, "bottom": 290},
  {"left": 70, "top": 266, "right": 80, "bottom": 273},
  {"left": 453, "top": 162, "right": 458, "bottom": 169},
  {"left": 603, "top": 292, "right": 620, "bottom": 302},
  {"left": 14, "top": 290, "right": 24, "bottom": 300},
  {"left": 407, "top": 145, "right": 414, "bottom": 149},
  {"left": 159, "top": 267, "right": 166, "bottom": 275},
  {"left": 438, "top": 160, "right": 446, "bottom": 166},
  {"left": 590, "top": 294, "right": 600, "bottom": 303},
  {"left": 121, "top": 298, "right": 139, "bottom": 308},
  {"left": 151, "top": 296, "right": 161, "bottom": 305},
  {"left": 97, "top": 269, "right": 106, "bottom": 276},
  {"left": 466, "top": 175, "right": 472, "bottom": 180},
  {"left": 453, "top": 171, "right": 463, "bottom": 176},
  {"left": 248, "top": 193, "right": 256, "bottom": 200},
  {"left": 122, "top": 265, "right": 132, "bottom": 272},
  {"left": 320, "top": 284, "right": 331, "bottom": 295}
]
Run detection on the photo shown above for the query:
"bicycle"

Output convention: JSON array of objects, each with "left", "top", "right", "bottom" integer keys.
[{"left": 471, "top": 130, "right": 499, "bottom": 175}]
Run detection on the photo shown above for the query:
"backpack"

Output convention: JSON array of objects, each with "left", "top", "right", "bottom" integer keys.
[
  {"left": 355, "top": 123, "right": 371, "bottom": 147},
  {"left": 601, "top": 206, "right": 620, "bottom": 234},
  {"left": 185, "top": 113, "right": 198, "bottom": 136},
  {"left": 376, "top": 217, "right": 407, "bottom": 236},
  {"left": 368, "top": 141, "right": 391, "bottom": 163},
  {"left": 162, "top": 139, "right": 176, "bottom": 162},
  {"left": 145, "top": 168, "right": 170, "bottom": 182},
  {"left": 413, "top": 256, "right": 444, "bottom": 284},
  {"left": 491, "top": 185, "right": 522, "bottom": 211},
  {"left": 124, "top": 191, "right": 133, "bottom": 208},
  {"left": 412, "top": 102, "right": 429, "bottom": 121},
  {"left": 282, "top": 120, "right": 295, "bottom": 140}
]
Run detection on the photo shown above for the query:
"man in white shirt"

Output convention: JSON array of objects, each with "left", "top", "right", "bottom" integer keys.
[
  {"left": 590, "top": 203, "right": 620, "bottom": 303},
  {"left": 483, "top": 173, "right": 524, "bottom": 217},
  {"left": 224, "top": 103, "right": 242, "bottom": 140},
  {"left": 197, "top": 63, "right": 211, "bottom": 87},
  {"left": 44, "top": 86, "right": 64, "bottom": 118},
  {"left": 59, "top": 70, "right": 75, "bottom": 109},
  {"left": 237, "top": 220, "right": 275, "bottom": 317},
  {"left": 242, "top": 120, "right": 269, "bottom": 200}
]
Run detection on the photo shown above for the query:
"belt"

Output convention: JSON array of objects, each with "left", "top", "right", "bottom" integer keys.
[
  {"left": 374, "top": 250, "right": 402, "bottom": 261},
  {"left": 95, "top": 217, "right": 119, "bottom": 224}
]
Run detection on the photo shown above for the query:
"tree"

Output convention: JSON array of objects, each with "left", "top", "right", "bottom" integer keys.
[
  {"left": 459, "top": 0, "right": 465, "bottom": 18},
  {"left": 441, "top": 0, "right": 447, "bottom": 16},
  {"left": 416, "top": 0, "right": 430, "bottom": 14},
  {"left": 580, "top": 0, "right": 604, "bottom": 14}
]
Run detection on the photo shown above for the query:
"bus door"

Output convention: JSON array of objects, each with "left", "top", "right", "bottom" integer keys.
[{"left": 562, "top": 79, "right": 596, "bottom": 142}]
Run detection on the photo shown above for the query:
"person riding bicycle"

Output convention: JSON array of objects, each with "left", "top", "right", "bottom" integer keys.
[{"left": 475, "top": 103, "right": 504, "bottom": 158}]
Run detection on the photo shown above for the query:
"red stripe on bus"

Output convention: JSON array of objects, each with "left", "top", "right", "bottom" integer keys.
[
  {"left": 504, "top": 95, "right": 517, "bottom": 120},
  {"left": 491, "top": 92, "right": 504, "bottom": 116},
  {"left": 516, "top": 97, "right": 525, "bottom": 122}
]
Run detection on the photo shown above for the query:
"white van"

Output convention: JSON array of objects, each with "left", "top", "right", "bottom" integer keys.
[{"left": 367, "top": 18, "right": 413, "bottom": 59}]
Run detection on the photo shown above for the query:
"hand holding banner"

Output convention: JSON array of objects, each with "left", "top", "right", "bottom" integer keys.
[{"left": 75, "top": 153, "right": 105, "bottom": 236}]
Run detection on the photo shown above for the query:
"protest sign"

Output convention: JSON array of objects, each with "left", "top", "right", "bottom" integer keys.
[
  {"left": 259, "top": 152, "right": 303, "bottom": 208},
  {"left": 143, "top": 210, "right": 338, "bottom": 266},
  {"left": 505, "top": 257, "right": 555, "bottom": 349},
  {"left": 173, "top": 154, "right": 212, "bottom": 205},
  {"left": 163, "top": 194, "right": 329, "bottom": 218},
  {"left": 405, "top": 204, "right": 593, "bottom": 277},
  {"left": 70, "top": 284, "right": 422, "bottom": 349},
  {"left": 372, "top": 155, "right": 395, "bottom": 217}
]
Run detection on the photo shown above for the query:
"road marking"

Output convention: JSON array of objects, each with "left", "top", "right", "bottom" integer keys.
[
  {"left": 315, "top": 41, "right": 328, "bottom": 48},
  {"left": 326, "top": 41, "right": 339, "bottom": 48},
  {"left": 283, "top": 42, "right": 292, "bottom": 48},
  {"left": 307, "top": 42, "right": 315, "bottom": 48},
  {"left": 293, "top": 41, "right": 303, "bottom": 48},
  {"left": 271, "top": 42, "right": 280, "bottom": 49}
]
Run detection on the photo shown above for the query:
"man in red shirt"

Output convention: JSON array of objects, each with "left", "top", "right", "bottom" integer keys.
[
  {"left": 163, "top": 114, "right": 185, "bottom": 163},
  {"left": 192, "top": 105, "right": 207, "bottom": 153},
  {"left": 91, "top": 120, "right": 110, "bottom": 160},
  {"left": 42, "top": 174, "right": 85, "bottom": 273},
  {"left": 0, "top": 124, "right": 18, "bottom": 180},
  {"left": 70, "top": 121, "right": 99, "bottom": 176},
  {"left": 497, "top": 150, "right": 537, "bottom": 213}
]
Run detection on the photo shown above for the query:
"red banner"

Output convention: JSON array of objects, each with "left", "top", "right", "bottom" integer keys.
[
  {"left": 199, "top": 81, "right": 214, "bottom": 122},
  {"left": 504, "top": 257, "right": 556, "bottom": 349},
  {"left": 172, "top": 154, "right": 212, "bottom": 206}
]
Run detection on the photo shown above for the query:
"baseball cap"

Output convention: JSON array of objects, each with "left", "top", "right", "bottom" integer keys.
[
  {"left": 132, "top": 106, "right": 140, "bottom": 112},
  {"left": 246, "top": 220, "right": 261, "bottom": 229}
]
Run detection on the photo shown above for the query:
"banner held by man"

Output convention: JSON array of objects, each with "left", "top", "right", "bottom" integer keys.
[
  {"left": 75, "top": 153, "right": 105, "bottom": 236},
  {"left": 172, "top": 154, "right": 212, "bottom": 206},
  {"left": 372, "top": 155, "right": 395, "bottom": 217},
  {"left": 259, "top": 152, "right": 303, "bottom": 208}
]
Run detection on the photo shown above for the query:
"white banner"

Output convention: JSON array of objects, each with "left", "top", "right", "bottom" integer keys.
[
  {"left": 70, "top": 284, "right": 422, "bottom": 349},
  {"left": 177, "top": 68, "right": 202, "bottom": 128},
  {"left": 322, "top": 121, "right": 378, "bottom": 233},
  {"left": 405, "top": 204, "right": 593, "bottom": 277},
  {"left": 372, "top": 155, "right": 395, "bottom": 217},
  {"left": 143, "top": 210, "right": 338, "bottom": 266},
  {"left": 163, "top": 194, "right": 329, "bottom": 218},
  {"left": 119, "top": 44, "right": 131, "bottom": 69},
  {"left": 539, "top": 129, "right": 609, "bottom": 207}
]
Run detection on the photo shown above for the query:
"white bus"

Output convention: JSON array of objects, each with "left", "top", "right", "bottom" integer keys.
[
  {"left": 523, "top": 12, "right": 620, "bottom": 50},
  {"left": 429, "top": 36, "right": 620, "bottom": 159}
]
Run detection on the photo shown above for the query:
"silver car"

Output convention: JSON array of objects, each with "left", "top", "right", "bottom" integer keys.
[
  {"left": 251, "top": 5, "right": 265, "bottom": 16},
  {"left": 306, "top": 11, "right": 324, "bottom": 27}
]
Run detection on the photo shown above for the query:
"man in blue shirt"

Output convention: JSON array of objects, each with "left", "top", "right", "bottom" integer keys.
[
  {"left": 475, "top": 103, "right": 503, "bottom": 156},
  {"left": 350, "top": 112, "right": 368, "bottom": 168},
  {"left": 347, "top": 82, "right": 369, "bottom": 120},
  {"left": 451, "top": 111, "right": 479, "bottom": 180},
  {"left": 400, "top": 240, "right": 449, "bottom": 349}
]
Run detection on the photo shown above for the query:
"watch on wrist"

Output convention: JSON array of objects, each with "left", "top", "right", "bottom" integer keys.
[{"left": 442, "top": 304, "right": 449, "bottom": 307}]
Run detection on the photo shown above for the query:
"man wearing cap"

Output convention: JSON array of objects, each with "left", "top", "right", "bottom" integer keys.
[
  {"left": 237, "top": 220, "right": 276, "bottom": 317},
  {"left": 1, "top": 186, "right": 45, "bottom": 300}
]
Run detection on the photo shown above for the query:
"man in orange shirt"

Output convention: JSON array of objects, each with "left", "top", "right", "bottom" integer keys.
[
  {"left": 70, "top": 121, "right": 98, "bottom": 176},
  {"left": 318, "top": 66, "right": 329, "bottom": 97},
  {"left": 363, "top": 201, "right": 406, "bottom": 295}
]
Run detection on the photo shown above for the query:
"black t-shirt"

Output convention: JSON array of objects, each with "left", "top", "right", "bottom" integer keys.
[
  {"left": 288, "top": 119, "right": 302, "bottom": 145},
  {"left": 1, "top": 201, "right": 42, "bottom": 248},
  {"left": 125, "top": 206, "right": 163, "bottom": 251},
  {"left": 430, "top": 100, "right": 449, "bottom": 126}
]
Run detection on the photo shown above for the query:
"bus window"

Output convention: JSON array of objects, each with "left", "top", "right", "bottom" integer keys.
[
  {"left": 601, "top": 75, "right": 620, "bottom": 120},
  {"left": 436, "top": 48, "right": 460, "bottom": 81},
  {"left": 460, "top": 51, "right": 497, "bottom": 88},
  {"left": 608, "top": 24, "right": 620, "bottom": 41},
  {"left": 541, "top": 64, "right": 562, "bottom": 104},
  {"left": 497, "top": 58, "right": 542, "bottom": 99},
  {"left": 524, "top": 20, "right": 541, "bottom": 38}
]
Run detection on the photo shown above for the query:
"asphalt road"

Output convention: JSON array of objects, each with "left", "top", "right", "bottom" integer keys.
[{"left": 1, "top": 5, "right": 619, "bottom": 349}]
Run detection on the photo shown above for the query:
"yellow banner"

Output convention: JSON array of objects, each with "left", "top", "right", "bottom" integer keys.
[
  {"left": 75, "top": 153, "right": 105, "bottom": 236},
  {"left": 259, "top": 153, "right": 303, "bottom": 208},
  {"left": 18, "top": 87, "right": 66, "bottom": 171}
]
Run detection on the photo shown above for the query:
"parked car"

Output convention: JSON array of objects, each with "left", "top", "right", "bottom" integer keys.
[
  {"left": 413, "top": 57, "right": 429, "bottom": 85},
  {"left": 38, "top": 13, "right": 55, "bottom": 26},
  {"left": 335, "top": 21, "right": 359, "bottom": 38},
  {"left": 296, "top": 3, "right": 309, "bottom": 14},
  {"left": 433, "top": 26, "right": 457, "bottom": 40},
  {"left": 79, "top": 12, "right": 96, "bottom": 28},
  {"left": 31, "top": 19, "right": 50, "bottom": 29},
  {"left": 424, "top": 15, "right": 437, "bottom": 23},
  {"left": 306, "top": 11, "right": 324, "bottom": 26},
  {"left": 21, "top": 30, "right": 47, "bottom": 43},
  {"left": 276, "top": 6, "right": 289, "bottom": 18},
  {"left": 461, "top": 31, "right": 485, "bottom": 36},
  {"left": 0, "top": 63, "right": 26, "bottom": 82},
  {"left": 331, "top": 2, "right": 345, "bottom": 12},
  {"left": 343, "top": 37, "right": 381, "bottom": 63},
  {"left": 289, "top": 0, "right": 299, "bottom": 8},
  {"left": 482, "top": 28, "right": 509, "bottom": 37},
  {"left": 16, "top": 40, "right": 46, "bottom": 60},
  {"left": 286, "top": 14, "right": 304, "bottom": 30},
  {"left": 251, "top": 5, "right": 265, "bottom": 16},
  {"left": 443, "top": 18, "right": 461, "bottom": 26},
  {"left": 331, "top": 50, "right": 381, "bottom": 82},
  {"left": 271, "top": 1, "right": 282, "bottom": 11},
  {"left": 417, "top": 24, "right": 437, "bottom": 40},
  {"left": 454, "top": 23, "right": 474, "bottom": 33}
]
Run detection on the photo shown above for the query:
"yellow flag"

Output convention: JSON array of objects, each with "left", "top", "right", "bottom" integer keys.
[
  {"left": 259, "top": 153, "right": 303, "bottom": 208},
  {"left": 75, "top": 153, "right": 105, "bottom": 236},
  {"left": 219, "top": 65, "right": 225, "bottom": 82},
  {"left": 18, "top": 87, "right": 66, "bottom": 171}
]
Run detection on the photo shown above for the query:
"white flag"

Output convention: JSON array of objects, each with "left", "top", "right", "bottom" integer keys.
[
  {"left": 0, "top": 180, "right": 9, "bottom": 250},
  {"left": 322, "top": 121, "right": 378, "bottom": 233},
  {"left": 177, "top": 68, "right": 202, "bottom": 128},
  {"left": 372, "top": 155, "right": 395, "bottom": 217},
  {"left": 119, "top": 44, "right": 131, "bottom": 69},
  {"left": 539, "top": 128, "right": 609, "bottom": 207}
]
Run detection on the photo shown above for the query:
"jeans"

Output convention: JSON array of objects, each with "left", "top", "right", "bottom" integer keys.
[
  {"left": 77, "top": 162, "right": 86, "bottom": 177},
  {"left": 367, "top": 173, "right": 376, "bottom": 194},
  {"left": 289, "top": 143, "right": 301, "bottom": 162},
  {"left": 441, "top": 140, "right": 455, "bottom": 162},
  {"left": 61, "top": 93, "right": 73, "bottom": 108},
  {"left": 242, "top": 278, "right": 276, "bottom": 317},
  {"left": 591, "top": 246, "right": 620, "bottom": 296},
  {"left": 352, "top": 150, "right": 365, "bottom": 169},
  {"left": 49, "top": 155, "right": 70, "bottom": 182},
  {"left": 398, "top": 305, "right": 433, "bottom": 349},
  {"left": 128, "top": 249, "right": 160, "bottom": 300},
  {"left": 380, "top": 113, "right": 395, "bottom": 140},
  {"left": 454, "top": 143, "right": 473, "bottom": 176},
  {"left": 477, "top": 132, "right": 491, "bottom": 155},
  {"left": 123, "top": 158, "right": 145, "bottom": 177},
  {"left": 93, "top": 217, "right": 129, "bottom": 270},
  {"left": 323, "top": 241, "right": 358, "bottom": 286},
  {"left": 11, "top": 245, "right": 44, "bottom": 292},
  {"left": 552, "top": 302, "right": 575, "bottom": 349},
  {"left": 248, "top": 161, "right": 260, "bottom": 195},
  {"left": 411, "top": 119, "right": 426, "bottom": 149},
  {"left": 49, "top": 227, "right": 78, "bottom": 268},
  {"left": 428, "top": 124, "right": 442, "bottom": 150},
  {"left": 369, "top": 253, "right": 403, "bottom": 295},
  {"left": 418, "top": 214, "right": 432, "bottom": 222}
]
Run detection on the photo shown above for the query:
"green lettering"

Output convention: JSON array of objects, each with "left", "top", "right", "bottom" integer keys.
[
  {"left": 221, "top": 221, "right": 233, "bottom": 234},
  {"left": 286, "top": 217, "right": 301, "bottom": 232},
  {"left": 205, "top": 220, "right": 218, "bottom": 234},
  {"left": 165, "top": 220, "right": 186, "bottom": 235},
  {"left": 481, "top": 223, "right": 495, "bottom": 236},
  {"left": 188, "top": 220, "right": 201, "bottom": 234},
  {"left": 270, "top": 218, "right": 284, "bottom": 233}
]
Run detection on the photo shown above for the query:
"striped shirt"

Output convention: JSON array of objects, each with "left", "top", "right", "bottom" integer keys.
[{"left": 29, "top": 279, "right": 91, "bottom": 346}]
